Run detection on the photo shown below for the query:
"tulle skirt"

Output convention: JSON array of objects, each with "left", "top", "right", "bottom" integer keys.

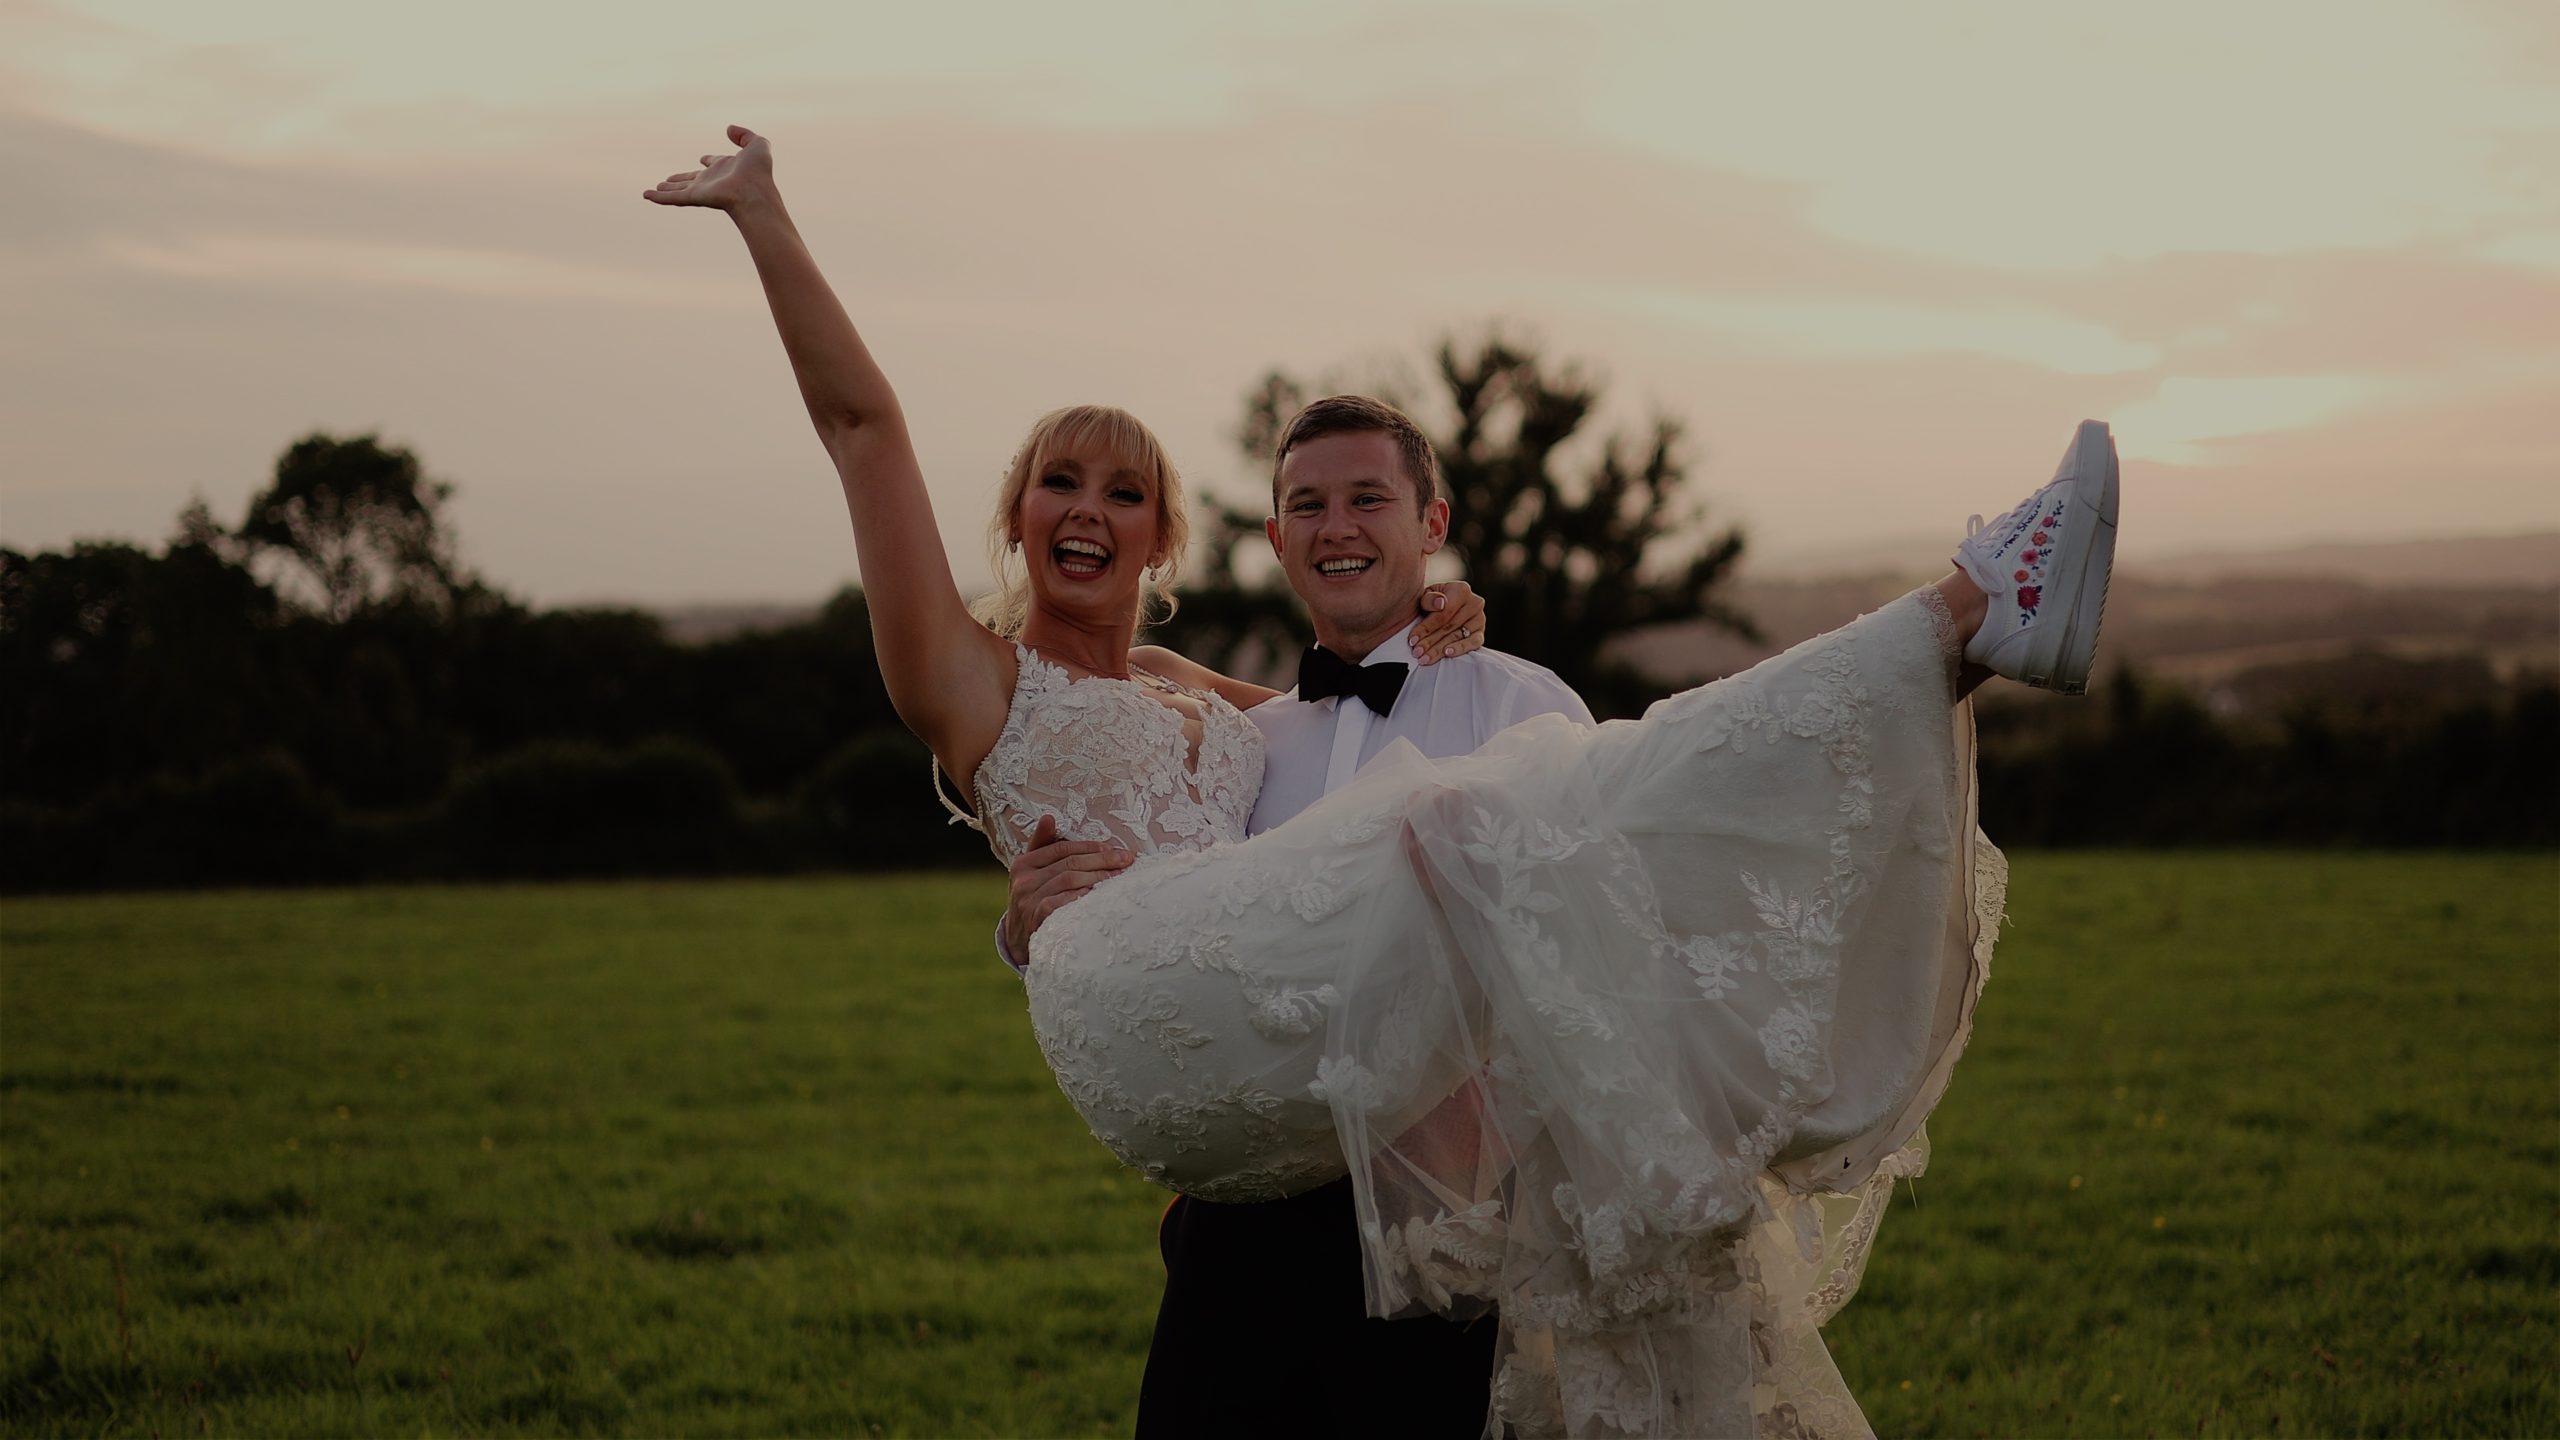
[{"left": 1025, "top": 591, "right": 2004, "bottom": 1438}]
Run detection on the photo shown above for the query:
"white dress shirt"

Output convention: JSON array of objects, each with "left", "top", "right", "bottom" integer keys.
[{"left": 1246, "top": 622, "right": 1593, "bottom": 834}]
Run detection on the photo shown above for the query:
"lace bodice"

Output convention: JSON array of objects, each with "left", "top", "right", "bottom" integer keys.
[{"left": 964, "top": 645, "right": 1264, "bottom": 866}]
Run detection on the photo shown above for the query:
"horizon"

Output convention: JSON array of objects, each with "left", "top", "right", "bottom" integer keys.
[
  {"left": 5, "top": 1, "right": 2558, "bottom": 606},
  {"left": 623, "top": 527, "right": 2560, "bottom": 615}
]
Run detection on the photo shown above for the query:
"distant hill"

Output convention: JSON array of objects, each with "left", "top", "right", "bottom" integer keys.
[
  {"left": 1611, "top": 570, "right": 2555, "bottom": 697},
  {"left": 1748, "top": 530, "right": 2560, "bottom": 590},
  {"left": 2126, "top": 531, "right": 2559, "bottom": 589},
  {"left": 655, "top": 603, "right": 825, "bottom": 647}
]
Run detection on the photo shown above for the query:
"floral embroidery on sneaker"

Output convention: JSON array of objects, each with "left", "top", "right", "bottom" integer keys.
[
  {"left": 2014, "top": 512, "right": 2064, "bottom": 618},
  {"left": 1984, "top": 510, "right": 2067, "bottom": 623}
]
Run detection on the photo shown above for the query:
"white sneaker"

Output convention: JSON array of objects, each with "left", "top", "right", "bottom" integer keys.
[{"left": 1954, "top": 419, "right": 2119, "bottom": 694}]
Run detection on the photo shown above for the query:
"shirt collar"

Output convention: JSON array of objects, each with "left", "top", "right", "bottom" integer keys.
[{"left": 1354, "top": 620, "right": 1421, "bottom": 668}]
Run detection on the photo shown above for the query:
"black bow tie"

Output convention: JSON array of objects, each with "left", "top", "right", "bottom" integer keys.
[{"left": 1298, "top": 645, "right": 1408, "bottom": 717}]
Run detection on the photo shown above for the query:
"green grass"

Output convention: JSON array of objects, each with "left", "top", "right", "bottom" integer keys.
[
  {"left": 1825, "top": 853, "right": 2560, "bottom": 1438},
  {"left": 3, "top": 855, "right": 2554, "bottom": 1437}
]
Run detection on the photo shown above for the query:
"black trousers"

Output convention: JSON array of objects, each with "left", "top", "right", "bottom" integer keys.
[{"left": 1134, "top": 1176, "right": 1496, "bottom": 1439}]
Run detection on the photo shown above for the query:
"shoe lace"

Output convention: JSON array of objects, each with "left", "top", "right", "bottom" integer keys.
[
  {"left": 1967, "top": 485, "right": 2048, "bottom": 551},
  {"left": 1959, "top": 494, "right": 2038, "bottom": 598}
]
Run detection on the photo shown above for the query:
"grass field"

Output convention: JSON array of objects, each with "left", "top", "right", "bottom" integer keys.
[{"left": 3, "top": 854, "right": 2554, "bottom": 1437}]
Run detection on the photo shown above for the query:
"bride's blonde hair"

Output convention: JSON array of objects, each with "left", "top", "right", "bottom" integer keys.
[{"left": 972, "top": 405, "right": 1190, "bottom": 639}]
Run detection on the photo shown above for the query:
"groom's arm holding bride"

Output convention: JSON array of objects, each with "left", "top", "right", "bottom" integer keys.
[{"left": 1003, "top": 815, "right": 1134, "bottom": 963}]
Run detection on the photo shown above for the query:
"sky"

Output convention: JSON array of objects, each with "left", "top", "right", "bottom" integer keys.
[{"left": 4, "top": 0, "right": 2556, "bottom": 605}]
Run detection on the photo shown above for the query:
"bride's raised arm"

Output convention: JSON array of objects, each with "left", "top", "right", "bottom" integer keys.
[{"left": 644, "top": 125, "right": 1010, "bottom": 772}]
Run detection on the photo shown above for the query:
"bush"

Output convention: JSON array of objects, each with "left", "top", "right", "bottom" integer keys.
[
  {"left": 0, "top": 799, "right": 110, "bottom": 892},
  {"left": 789, "top": 729, "right": 988, "bottom": 871},
  {"left": 0, "top": 750, "right": 340, "bottom": 892},
  {"left": 439, "top": 738, "right": 749, "bottom": 879},
  {"left": 1975, "top": 670, "right": 2560, "bottom": 847}
]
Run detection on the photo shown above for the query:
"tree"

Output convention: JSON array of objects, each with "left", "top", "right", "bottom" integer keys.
[
  {"left": 238, "top": 433, "right": 460, "bottom": 622},
  {"left": 0, "top": 532, "right": 287, "bottom": 805},
  {"left": 1166, "top": 333, "right": 1756, "bottom": 716}
]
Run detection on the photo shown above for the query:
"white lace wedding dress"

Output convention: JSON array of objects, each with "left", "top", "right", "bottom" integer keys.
[{"left": 969, "top": 591, "right": 2005, "bottom": 1440}]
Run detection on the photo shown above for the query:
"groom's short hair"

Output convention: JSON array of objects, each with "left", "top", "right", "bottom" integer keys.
[{"left": 1271, "top": 395, "right": 1440, "bottom": 514}]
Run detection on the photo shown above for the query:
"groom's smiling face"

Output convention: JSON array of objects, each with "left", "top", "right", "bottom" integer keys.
[{"left": 1266, "top": 429, "right": 1451, "bottom": 658}]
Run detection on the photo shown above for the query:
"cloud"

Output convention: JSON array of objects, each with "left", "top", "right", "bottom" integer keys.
[
  {"left": 1614, "top": 292, "right": 2160, "bottom": 376},
  {"left": 1576, "top": 3, "right": 2560, "bottom": 269},
  {"left": 2110, "top": 376, "right": 2404, "bottom": 466},
  {"left": 4, "top": 22, "right": 2556, "bottom": 604},
  {"left": 2041, "top": 248, "right": 2560, "bottom": 376},
  {"left": 98, "top": 232, "right": 735, "bottom": 307},
  {"left": 2467, "top": 229, "right": 2560, "bottom": 273}
]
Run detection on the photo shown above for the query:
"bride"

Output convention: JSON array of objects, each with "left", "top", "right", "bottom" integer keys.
[{"left": 647, "top": 127, "right": 2117, "bottom": 1440}]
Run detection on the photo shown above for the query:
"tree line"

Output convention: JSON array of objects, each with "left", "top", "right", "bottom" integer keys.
[
  {"left": 2, "top": 433, "right": 986, "bottom": 889},
  {"left": 1975, "top": 664, "right": 2554, "bottom": 847},
  {"left": 4, "top": 337, "right": 2550, "bottom": 891}
]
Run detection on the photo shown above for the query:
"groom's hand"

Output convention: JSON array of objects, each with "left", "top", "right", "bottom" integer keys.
[{"left": 1003, "top": 816, "right": 1133, "bottom": 962}]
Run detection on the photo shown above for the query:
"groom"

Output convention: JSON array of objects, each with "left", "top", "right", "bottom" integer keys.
[{"left": 997, "top": 394, "right": 1591, "bottom": 1437}]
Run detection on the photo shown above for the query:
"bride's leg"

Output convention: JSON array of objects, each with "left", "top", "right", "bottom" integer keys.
[{"left": 1928, "top": 568, "right": 1997, "bottom": 700}]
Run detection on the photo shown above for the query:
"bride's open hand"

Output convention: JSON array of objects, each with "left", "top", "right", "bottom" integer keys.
[{"left": 641, "top": 124, "right": 773, "bottom": 210}]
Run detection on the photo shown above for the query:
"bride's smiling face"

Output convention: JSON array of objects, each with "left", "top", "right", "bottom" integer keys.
[
  {"left": 988, "top": 405, "right": 1190, "bottom": 638},
  {"left": 1015, "top": 449, "right": 1166, "bottom": 621}
]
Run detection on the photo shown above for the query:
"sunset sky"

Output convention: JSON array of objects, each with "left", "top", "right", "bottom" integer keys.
[{"left": 5, "top": 0, "right": 2556, "bottom": 604}]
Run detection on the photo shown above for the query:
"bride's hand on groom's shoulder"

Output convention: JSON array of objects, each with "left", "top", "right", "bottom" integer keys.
[
  {"left": 1409, "top": 581, "right": 1488, "bottom": 664},
  {"left": 641, "top": 124, "right": 775, "bottom": 211}
]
